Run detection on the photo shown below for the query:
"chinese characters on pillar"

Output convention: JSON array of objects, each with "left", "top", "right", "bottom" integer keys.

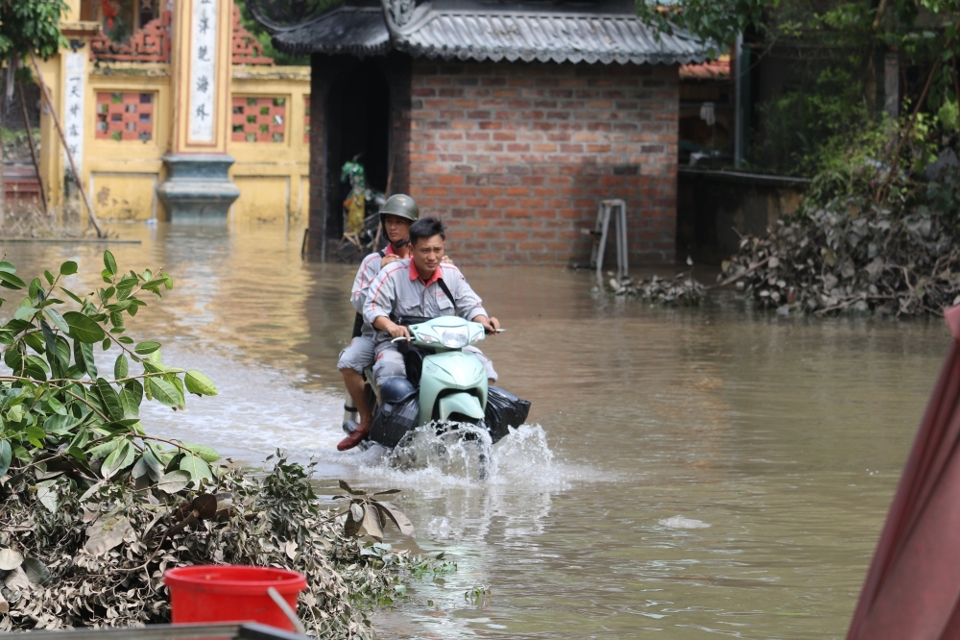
[
  {"left": 63, "top": 53, "right": 86, "bottom": 175},
  {"left": 189, "top": 0, "right": 217, "bottom": 143}
]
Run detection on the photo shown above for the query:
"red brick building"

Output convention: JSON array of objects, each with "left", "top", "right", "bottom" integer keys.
[{"left": 260, "top": 0, "right": 710, "bottom": 264}]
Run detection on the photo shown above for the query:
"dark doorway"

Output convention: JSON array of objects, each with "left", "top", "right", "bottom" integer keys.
[{"left": 324, "top": 58, "right": 390, "bottom": 240}]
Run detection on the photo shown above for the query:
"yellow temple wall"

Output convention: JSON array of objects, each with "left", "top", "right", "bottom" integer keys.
[{"left": 37, "top": 0, "right": 310, "bottom": 227}]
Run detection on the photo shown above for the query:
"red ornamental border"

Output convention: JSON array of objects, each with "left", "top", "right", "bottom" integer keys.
[{"left": 89, "top": 6, "right": 275, "bottom": 66}]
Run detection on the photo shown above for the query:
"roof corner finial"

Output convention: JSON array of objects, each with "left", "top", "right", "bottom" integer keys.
[{"left": 382, "top": 0, "right": 416, "bottom": 30}]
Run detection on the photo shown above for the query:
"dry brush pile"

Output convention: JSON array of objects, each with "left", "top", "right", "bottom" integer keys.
[
  {"left": 0, "top": 456, "right": 435, "bottom": 639},
  {"left": 721, "top": 196, "right": 960, "bottom": 316}
]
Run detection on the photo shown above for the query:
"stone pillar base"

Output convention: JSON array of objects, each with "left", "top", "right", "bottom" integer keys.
[{"left": 157, "top": 154, "right": 240, "bottom": 222}]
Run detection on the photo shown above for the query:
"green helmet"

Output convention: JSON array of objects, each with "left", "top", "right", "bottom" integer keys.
[{"left": 379, "top": 194, "right": 419, "bottom": 223}]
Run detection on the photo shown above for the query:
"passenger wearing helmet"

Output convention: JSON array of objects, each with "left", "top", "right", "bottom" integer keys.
[{"left": 337, "top": 194, "right": 420, "bottom": 451}]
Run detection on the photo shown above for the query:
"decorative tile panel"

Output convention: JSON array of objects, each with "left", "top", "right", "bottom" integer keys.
[
  {"left": 96, "top": 92, "right": 155, "bottom": 142},
  {"left": 231, "top": 96, "right": 286, "bottom": 142}
]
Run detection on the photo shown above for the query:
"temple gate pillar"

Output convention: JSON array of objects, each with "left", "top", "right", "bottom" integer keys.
[{"left": 157, "top": 0, "right": 239, "bottom": 221}]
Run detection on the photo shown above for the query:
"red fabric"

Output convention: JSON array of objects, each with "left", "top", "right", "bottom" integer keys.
[
  {"left": 408, "top": 260, "right": 441, "bottom": 286},
  {"left": 847, "top": 304, "right": 960, "bottom": 640}
]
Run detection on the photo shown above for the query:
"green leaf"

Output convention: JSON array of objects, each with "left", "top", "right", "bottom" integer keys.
[
  {"left": 45, "top": 395, "right": 67, "bottom": 416},
  {"left": 62, "top": 311, "right": 105, "bottom": 344},
  {"left": 74, "top": 340, "right": 97, "bottom": 379},
  {"left": 29, "top": 278, "right": 44, "bottom": 300},
  {"left": 87, "top": 438, "right": 120, "bottom": 459},
  {"left": 146, "top": 377, "right": 181, "bottom": 408},
  {"left": 44, "top": 308, "right": 70, "bottom": 334},
  {"left": 95, "top": 378, "right": 124, "bottom": 422},
  {"left": 101, "top": 440, "right": 134, "bottom": 478},
  {"left": 0, "top": 441, "right": 11, "bottom": 477},
  {"left": 184, "top": 370, "right": 218, "bottom": 396},
  {"left": 114, "top": 354, "right": 128, "bottom": 380},
  {"left": 40, "top": 321, "right": 63, "bottom": 379},
  {"left": 7, "top": 404, "right": 24, "bottom": 423},
  {"left": 140, "top": 446, "right": 164, "bottom": 481},
  {"left": 43, "top": 270, "right": 54, "bottom": 285},
  {"left": 134, "top": 341, "right": 161, "bottom": 355},
  {"left": 0, "top": 261, "right": 15, "bottom": 273},
  {"left": 118, "top": 336, "right": 134, "bottom": 344},
  {"left": 59, "top": 287, "right": 84, "bottom": 305},
  {"left": 13, "top": 305, "right": 38, "bottom": 321},
  {"left": 103, "top": 251, "right": 117, "bottom": 277},
  {"left": 59, "top": 261, "right": 78, "bottom": 276},
  {"left": 119, "top": 388, "right": 140, "bottom": 419},
  {"left": 0, "top": 271, "right": 25, "bottom": 290},
  {"left": 179, "top": 453, "right": 214, "bottom": 483},
  {"left": 156, "top": 470, "right": 191, "bottom": 494},
  {"left": 26, "top": 426, "right": 46, "bottom": 446},
  {"left": 182, "top": 441, "right": 220, "bottom": 463},
  {"left": 44, "top": 413, "right": 78, "bottom": 435},
  {"left": 124, "top": 379, "right": 144, "bottom": 405}
]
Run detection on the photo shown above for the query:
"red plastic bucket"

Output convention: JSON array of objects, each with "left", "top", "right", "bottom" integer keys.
[{"left": 164, "top": 565, "right": 307, "bottom": 631}]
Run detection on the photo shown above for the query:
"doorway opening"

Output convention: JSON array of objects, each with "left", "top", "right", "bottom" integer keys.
[{"left": 324, "top": 58, "right": 390, "bottom": 242}]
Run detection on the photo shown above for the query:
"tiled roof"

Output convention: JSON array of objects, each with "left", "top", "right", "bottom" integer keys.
[
  {"left": 272, "top": 5, "right": 389, "bottom": 56},
  {"left": 392, "top": 11, "right": 711, "bottom": 65},
  {"left": 268, "top": 0, "right": 713, "bottom": 65}
]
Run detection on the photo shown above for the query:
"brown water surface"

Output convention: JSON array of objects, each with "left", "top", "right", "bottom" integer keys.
[{"left": 1, "top": 223, "right": 946, "bottom": 639}]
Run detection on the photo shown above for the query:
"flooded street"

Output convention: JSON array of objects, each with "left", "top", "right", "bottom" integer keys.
[{"left": 1, "top": 223, "right": 948, "bottom": 639}]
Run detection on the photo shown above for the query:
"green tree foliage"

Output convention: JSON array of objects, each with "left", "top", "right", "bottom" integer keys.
[
  {"left": 0, "top": 0, "right": 69, "bottom": 62},
  {"left": 235, "top": 0, "right": 311, "bottom": 65},
  {"left": 0, "top": 251, "right": 220, "bottom": 490},
  {"left": 636, "top": 0, "right": 960, "bottom": 176}
]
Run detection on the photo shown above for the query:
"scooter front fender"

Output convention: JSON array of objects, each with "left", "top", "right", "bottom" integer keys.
[{"left": 438, "top": 392, "right": 485, "bottom": 422}]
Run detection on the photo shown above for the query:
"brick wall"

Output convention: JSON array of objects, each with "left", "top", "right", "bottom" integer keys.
[{"left": 405, "top": 60, "right": 679, "bottom": 265}]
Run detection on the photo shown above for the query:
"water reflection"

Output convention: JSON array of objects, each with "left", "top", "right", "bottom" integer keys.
[{"left": 0, "top": 223, "right": 948, "bottom": 639}]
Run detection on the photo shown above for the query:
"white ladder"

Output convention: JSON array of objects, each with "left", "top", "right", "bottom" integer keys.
[{"left": 585, "top": 199, "right": 629, "bottom": 287}]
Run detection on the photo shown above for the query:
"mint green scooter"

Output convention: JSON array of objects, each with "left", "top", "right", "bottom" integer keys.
[
  {"left": 367, "top": 316, "right": 493, "bottom": 448},
  {"left": 341, "top": 315, "right": 530, "bottom": 462}
]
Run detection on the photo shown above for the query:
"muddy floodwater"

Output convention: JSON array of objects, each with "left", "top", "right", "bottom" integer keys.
[{"left": 2, "top": 223, "right": 950, "bottom": 639}]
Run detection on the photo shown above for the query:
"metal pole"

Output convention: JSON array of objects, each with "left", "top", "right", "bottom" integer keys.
[
  {"left": 17, "top": 80, "right": 47, "bottom": 215},
  {"left": 734, "top": 33, "right": 743, "bottom": 169},
  {"left": 29, "top": 50, "right": 105, "bottom": 238}
]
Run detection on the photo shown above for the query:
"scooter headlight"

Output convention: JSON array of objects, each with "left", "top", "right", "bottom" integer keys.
[
  {"left": 440, "top": 326, "right": 470, "bottom": 348},
  {"left": 418, "top": 332, "right": 439, "bottom": 345}
]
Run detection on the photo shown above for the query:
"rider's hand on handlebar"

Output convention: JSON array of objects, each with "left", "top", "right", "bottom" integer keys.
[
  {"left": 386, "top": 322, "right": 410, "bottom": 340},
  {"left": 479, "top": 316, "right": 500, "bottom": 335}
]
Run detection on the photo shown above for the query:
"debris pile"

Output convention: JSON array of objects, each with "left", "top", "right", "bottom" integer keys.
[
  {"left": 720, "top": 198, "right": 960, "bottom": 315},
  {"left": 607, "top": 273, "right": 705, "bottom": 306},
  {"left": 0, "top": 456, "right": 437, "bottom": 639}
]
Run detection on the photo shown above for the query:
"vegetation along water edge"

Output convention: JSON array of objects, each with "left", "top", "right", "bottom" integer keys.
[{"left": 0, "top": 252, "right": 451, "bottom": 638}]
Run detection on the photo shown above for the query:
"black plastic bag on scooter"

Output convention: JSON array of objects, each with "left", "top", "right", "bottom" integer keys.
[
  {"left": 484, "top": 386, "right": 531, "bottom": 444},
  {"left": 369, "top": 376, "right": 420, "bottom": 448},
  {"left": 370, "top": 398, "right": 419, "bottom": 448}
]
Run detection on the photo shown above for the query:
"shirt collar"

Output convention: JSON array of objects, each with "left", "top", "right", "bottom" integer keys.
[
  {"left": 409, "top": 260, "right": 443, "bottom": 286},
  {"left": 384, "top": 243, "right": 397, "bottom": 256}
]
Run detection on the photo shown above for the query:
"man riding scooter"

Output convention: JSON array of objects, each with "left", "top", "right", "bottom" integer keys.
[
  {"left": 336, "top": 194, "right": 418, "bottom": 451},
  {"left": 363, "top": 217, "right": 500, "bottom": 425}
]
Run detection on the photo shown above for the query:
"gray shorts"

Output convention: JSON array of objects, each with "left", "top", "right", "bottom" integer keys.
[
  {"left": 372, "top": 343, "right": 497, "bottom": 387},
  {"left": 337, "top": 336, "right": 376, "bottom": 375}
]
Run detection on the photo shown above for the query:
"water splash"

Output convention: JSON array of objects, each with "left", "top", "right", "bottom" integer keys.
[{"left": 357, "top": 423, "right": 573, "bottom": 490}]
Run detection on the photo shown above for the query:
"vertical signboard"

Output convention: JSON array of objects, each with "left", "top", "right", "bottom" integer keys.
[
  {"left": 63, "top": 53, "right": 85, "bottom": 175},
  {"left": 188, "top": 0, "right": 217, "bottom": 144}
]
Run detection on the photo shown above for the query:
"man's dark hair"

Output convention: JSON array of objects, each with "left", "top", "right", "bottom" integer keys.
[{"left": 409, "top": 216, "right": 446, "bottom": 245}]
